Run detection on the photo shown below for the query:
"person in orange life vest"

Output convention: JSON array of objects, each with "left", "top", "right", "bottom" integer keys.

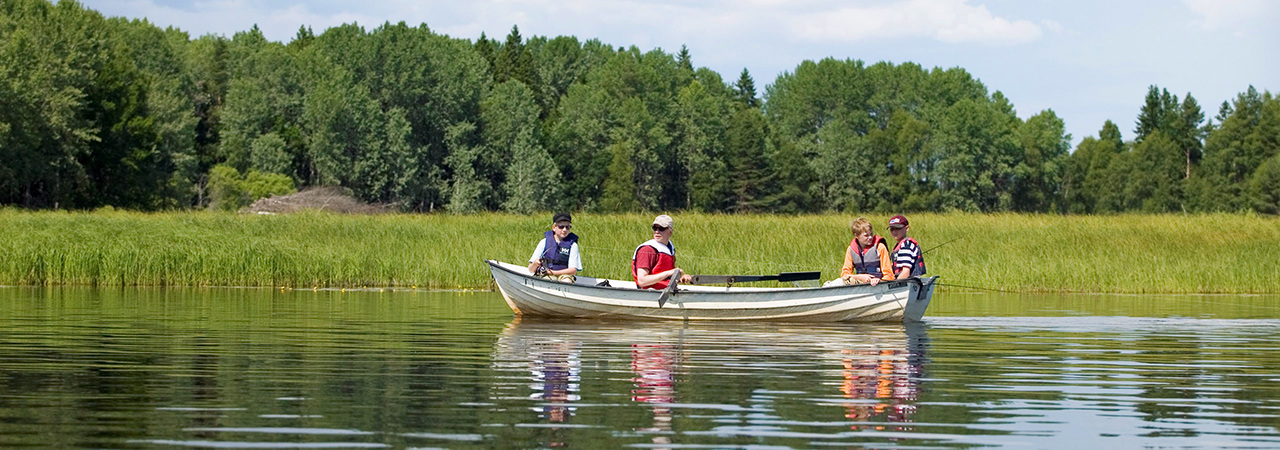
[
  {"left": 632, "top": 215, "right": 693, "bottom": 289},
  {"left": 824, "top": 217, "right": 895, "bottom": 287},
  {"left": 887, "top": 215, "right": 926, "bottom": 279},
  {"left": 528, "top": 212, "right": 581, "bottom": 283}
]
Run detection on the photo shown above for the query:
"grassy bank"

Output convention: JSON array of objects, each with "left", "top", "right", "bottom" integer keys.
[{"left": 1, "top": 209, "right": 1277, "bottom": 293}]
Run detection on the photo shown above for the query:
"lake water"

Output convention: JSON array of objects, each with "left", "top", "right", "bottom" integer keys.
[{"left": 1, "top": 287, "right": 1279, "bottom": 449}]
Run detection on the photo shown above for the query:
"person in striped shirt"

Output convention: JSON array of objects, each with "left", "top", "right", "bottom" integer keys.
[{"left": 887, "top": 215, "right": 926, "bottom": 279}]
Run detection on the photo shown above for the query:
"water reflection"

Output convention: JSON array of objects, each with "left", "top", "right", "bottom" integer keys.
[
  {"left": 4, "top": 288, "right": 1280, "bottom": 449},
  {"left": 838, "top": 322, "right": 927, "bottom": 430},
  {"left": 631, "top": 340, "right": 680, "bottom": 448},
  {"left": 490, "top": 318, "right": 931, "bottom": 447},
  {"left": 492, "top": 320, "right": 583, "bottom": 424}
]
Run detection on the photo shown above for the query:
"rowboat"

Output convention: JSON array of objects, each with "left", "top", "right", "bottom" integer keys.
[{"left": 485, "top": 260, "right": 937, "bottom": 322}]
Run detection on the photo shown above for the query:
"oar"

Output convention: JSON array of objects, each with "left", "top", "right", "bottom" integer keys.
[
  {"left": 689, "top": 271, "right": 821, "bottom": 287},
  {"left": 656, "top": 268, "right": 682, "bottom": 308}
]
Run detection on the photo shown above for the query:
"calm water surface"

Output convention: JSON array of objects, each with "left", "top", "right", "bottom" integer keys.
[{"left": 1, "top": 288, "right": 1279, "bottom": 449}]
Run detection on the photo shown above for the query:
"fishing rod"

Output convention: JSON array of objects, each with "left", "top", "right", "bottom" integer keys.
[{"left": 922, "top": 236, "right": 963, "bottom": 254}]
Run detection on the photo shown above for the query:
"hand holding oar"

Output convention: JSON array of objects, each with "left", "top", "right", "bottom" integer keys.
[{"left": 657, "top": 268, "right": 682, "bottom": 308}]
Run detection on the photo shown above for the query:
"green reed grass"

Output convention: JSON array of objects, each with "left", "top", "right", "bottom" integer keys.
[{"left": 1, "top": 209, "right": 1277, "bottom": 293}]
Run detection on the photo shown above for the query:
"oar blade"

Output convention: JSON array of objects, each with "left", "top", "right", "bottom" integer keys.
[{"left": 657, "top": 269, "right": 682, "bottom": 308}]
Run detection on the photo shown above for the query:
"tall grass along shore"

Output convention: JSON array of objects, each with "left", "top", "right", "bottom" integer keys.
[{"left": 2, "top": 209, "right": 1277, "bottom": 293}]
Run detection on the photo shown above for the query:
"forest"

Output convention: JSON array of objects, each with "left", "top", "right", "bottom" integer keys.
[{"left": 2, "top": 0, "right": 1278, "bottom": 214}]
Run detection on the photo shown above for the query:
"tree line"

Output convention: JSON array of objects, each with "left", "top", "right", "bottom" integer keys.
[{"left": 3, "top": 0, "right": 1278, "bottom": 214}]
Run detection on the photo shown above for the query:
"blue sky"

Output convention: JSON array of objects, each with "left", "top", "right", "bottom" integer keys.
[{"left": 81, "top": 0, "right": 1277, "bottom": 147}]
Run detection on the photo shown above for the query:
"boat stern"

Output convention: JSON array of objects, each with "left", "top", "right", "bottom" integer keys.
[{"left": 903, "top": 276, "right": 937, "bottom": 322}]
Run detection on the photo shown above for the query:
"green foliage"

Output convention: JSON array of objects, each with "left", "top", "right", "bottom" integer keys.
[
  {"left": 930, "top": 97, "right": 1019, "bottom": 212},
  {"left": 733, "top": 68, "right": 758, "bottom": 108},
  {"left": 249, "top": 132, "right": 291, "bottom": 174},
  {"left": 1012, "top": 109, "right": 1070, "bottom": 212},
  {"left": 485, "top": 79, "right": 560, "bottom": 213},
  {"left": 673, "top": 80, "right": 732, "bottom": 211},
  {"left": 1066, "top": 120, "right": 1127, "bottom": 213},
  {"left": 1248, "top": 154, "right": 1280, "bottom": 214},
  {"left": 444, "top": 121, "right": 488, "bottom": 213},
  {"left": 600, "top": 141, "right": 640, "bottom": 212},
  {"left": 1, "top": 1, "right": 1275, "bottom": 216},
  {"left": 495, "top": 25, "right": 536, "bottom": 87},
  {"left": 207, "top": 164, "right": 246, "bottom": 211},
  {"left": 1124, "top": 131, "right": 1184, "bottom": 212},
  {"left": 1193, "top": 87, "right": 1279, "bottom": 212},
  {"left": 725, "top": 107, "right": 770, "bottom": 211},
  {"left": 206, "top": 164, "right": 295, "bottom": 211},
  {"left": 242, "top": 169, "right": 296, "bottom": 200}
]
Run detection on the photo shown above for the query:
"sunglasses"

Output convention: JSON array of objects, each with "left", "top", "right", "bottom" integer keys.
[
  {"left": 555, "top": 224, "right": 572, "bottom": 230},
  {"left": 652, "top": 225, "right": 669, "bottom": 232}
]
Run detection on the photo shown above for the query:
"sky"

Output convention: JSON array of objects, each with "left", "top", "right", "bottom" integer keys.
[{"left": 79, "top": 0, "right": 1278, "bottom": 147}]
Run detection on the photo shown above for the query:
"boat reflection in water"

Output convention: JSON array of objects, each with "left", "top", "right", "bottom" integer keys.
[
  {"left": 837, "top": 322, "right": 928, "bottom": 430},
  {"left": 490, "top": 318, "right": 928, "bottom": 447}
]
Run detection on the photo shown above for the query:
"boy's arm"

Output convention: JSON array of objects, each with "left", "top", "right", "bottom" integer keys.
[
  {"left": 528, "top": 239, "right": 546, "bottom": 273},
  {"left": 840, "top": 245, "right": 855, "bottom": 279},
  {"left": 877, "top": 243, "right": 895, "bottom": 280}
]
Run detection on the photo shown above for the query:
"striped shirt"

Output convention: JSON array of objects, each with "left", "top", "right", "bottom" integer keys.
[{"left": 893, "top": 238, "right": 921, "bottom": 274}]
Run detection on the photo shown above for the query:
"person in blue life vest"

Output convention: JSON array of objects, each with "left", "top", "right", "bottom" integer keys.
[
  {"left": 887, "top": 215, "right": 926, "bottom": 279},
  {"left": 528, "top": 212, "right": 582, "bottom": 283},
  {"left": 632, "top": 215, "right": 693, "bottom": 290}
]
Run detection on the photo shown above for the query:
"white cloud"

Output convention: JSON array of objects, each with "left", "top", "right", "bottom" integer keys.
[
  {"left": 1183, "top": 0, "right": 1277, "bottom": 31},
  {"left": 787, "top": 0, "right": 1041, "bottom": 45}
]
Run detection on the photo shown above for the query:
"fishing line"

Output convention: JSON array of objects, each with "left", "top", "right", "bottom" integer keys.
[
  {"left": 922, "top": 236, "right": 963, "bottom": 254},
  {"left": 935, "top": 282, "right": 1013, "bottom": 293}
]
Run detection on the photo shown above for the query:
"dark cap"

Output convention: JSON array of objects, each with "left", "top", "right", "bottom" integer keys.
[
  {"left": 888, "top": 215, "right": 908, "bottom": 229},
  {"left": 552, "top": 212, "right": 572, "bottom": 224}
]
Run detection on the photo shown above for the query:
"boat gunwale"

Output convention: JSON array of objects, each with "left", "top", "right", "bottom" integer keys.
[{"left": 485, "top": 259, "right": 930, "bottom": 296}]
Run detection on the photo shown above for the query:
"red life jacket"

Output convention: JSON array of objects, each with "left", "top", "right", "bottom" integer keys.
[
  {"left": 891, "top": 236, "right": 927, "bottom": 276},
  {"left": 631, "top": 239, "right": 676, "bottom": 290}
]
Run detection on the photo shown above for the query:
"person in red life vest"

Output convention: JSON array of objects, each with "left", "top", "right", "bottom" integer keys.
[
  {"left": 824, "top": 217, "right": 895, "bottom": 287},
  {"left": 887, "top": 215, "right": 926, "bottom": 279},
  {"left": 528, "top": 212, "right": 582, "bottom": 283},
  {"left": 631, "top": 215, "right": 693, "bottom": 289}
]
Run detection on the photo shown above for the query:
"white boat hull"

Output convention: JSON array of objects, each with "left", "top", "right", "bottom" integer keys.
[{"left": 486, "top": 260, "right": 936, "bottom": 322}]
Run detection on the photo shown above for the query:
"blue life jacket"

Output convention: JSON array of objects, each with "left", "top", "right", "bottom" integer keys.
[{"left": 540, "top": 231, "right": 578, "bottom": 270}]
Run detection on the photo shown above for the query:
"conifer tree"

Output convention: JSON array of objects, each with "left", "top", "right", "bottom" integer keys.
[
  {"left": 496, "top": 25, "right": 535, "bottom": 87},
  {"left": 733, "top": 68, "right": 758, "bottom": 108},
  {"left": 677, "top": 45, "right": 693, "bottom": 72}
]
